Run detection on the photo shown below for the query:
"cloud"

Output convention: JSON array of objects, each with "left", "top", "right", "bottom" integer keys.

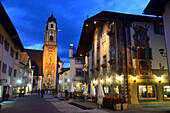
[{"left": 1, "top": 0, "right": 150, "bottom": 68}]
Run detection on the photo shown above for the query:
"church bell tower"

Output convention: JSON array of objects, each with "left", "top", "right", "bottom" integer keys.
[{"left": 43, "top": 13, "right": 58, "bottom": 89}]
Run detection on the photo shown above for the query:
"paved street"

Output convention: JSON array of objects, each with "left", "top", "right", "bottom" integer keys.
[{"left": 1, "top": 94, "right": 170, "bottom": 113}]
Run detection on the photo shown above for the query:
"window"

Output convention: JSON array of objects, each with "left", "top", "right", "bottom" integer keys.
[
  {"left": 4, "top": 40, "right": 9, "bottom": 52},
  {"left": 10, "top": 47, "right": 14, "bottom": 58},
  {"left": 2, "top": 63, "right": 7, "bottom": 73},
  {"left": 102, "top": 32, "right": 106, "bottom": 42},
  {"left": 112, "top": 85, "right": 119, "bottom": 97},
  {"left": 139, "top": 85, "right": 156, "bottom": 100},
  {"left": 76, "top": 57, "right": 83, "bottom": 63},
  {"left": 164, "top": 86, "right": 170, "bottom": 99},
  {"left": 104, "top": 86, "right": 109, "bottom": 94},
  {"left": 14, "top": 69, "right": 17, "bottom": 77},
  {"left": 16, "top": 52, "right": 18, "bottom": 60},
  {"left": 76, "top": 69, "right": 83, "bottom": 76},
  {"left": 51, "top": 24, "right": 53, "bottom": 28},
  {"left": 97, "top": 50, "right": 100, "bottom": 59},
  {"left": 154, "top": 23, "right": 164, "bottom": 35},
  {"left": 97, "top": 60, "right": 100, "bottom": 67},
  {"left": 132, "top": 47, "right": 152, "bottom": 60},
  {"left": 8, "top": 66, "right": 12, "bottom": 76},
  {"left": 110, "top": 50, "right": 115, "bottom": 59},
  {"left": 97, "top": 37, "right": 100, "bottom": 47},
  {"left": 0, "top": 60, "right": 1, "bottom": 71},
  {"left": 0, "top": 34, "right": 4, "bottom": 44},
  {"left": 50, "top": 35, "right": 53, "bottom": 41},
  {"left": 64, "top": 78, "right": 67, "bottom": 82},
  {"left": 103, "top": 55, "right": 106, "bottom": 64}
]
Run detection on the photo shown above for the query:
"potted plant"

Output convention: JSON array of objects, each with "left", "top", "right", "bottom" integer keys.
[
  {"left": 5, "top": 94, "right": 10, "bottom": 100},
  {"left": 120, "top": 98, "right": 128, "bottom": 110},
  {"left": 113, "top": 98, "right": 121, "bottom": 111},
  {"left": 100, "top": 64, "right": 107, "bottom": 68}
]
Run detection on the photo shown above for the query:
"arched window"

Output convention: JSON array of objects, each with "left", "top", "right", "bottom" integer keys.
[{"left": 50, "top": 35, "right": 53, "bottom": 41}]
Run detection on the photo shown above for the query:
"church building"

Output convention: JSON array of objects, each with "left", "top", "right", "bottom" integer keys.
[{"left": 26, "top": 14, "right": 63, "bottom": 91}]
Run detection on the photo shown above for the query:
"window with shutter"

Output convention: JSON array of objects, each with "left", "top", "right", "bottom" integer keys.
[
  {"left": 146, "top": 48, "right": 152, "bottom": 60},
  {"left": 132, "top": 46, "right": 138, "bottom": 59}
]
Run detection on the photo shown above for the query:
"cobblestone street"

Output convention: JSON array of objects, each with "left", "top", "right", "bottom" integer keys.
[{"left": 0, "top": 94, "right": 170, "bottom": 113}]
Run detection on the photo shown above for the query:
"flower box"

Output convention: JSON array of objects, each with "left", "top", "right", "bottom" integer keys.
[
  {"left": 113, "top": 103, "right": 121, "bottom": 111},
  {"left": 100, "top": 64, "right": 107, "bottom": 68},
  {"left": 95, "top": 67, "right": 100, "bottom": 71},
  {"left": 108, "top": 59, "right": 116, "bottom": 64},
  {"left": 121, "top": 103, "right": 128, "bottom": 110}
]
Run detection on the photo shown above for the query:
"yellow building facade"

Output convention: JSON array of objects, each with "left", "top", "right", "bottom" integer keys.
[{"left": 43, "top": 14, "right": 58, "bottom": 89}]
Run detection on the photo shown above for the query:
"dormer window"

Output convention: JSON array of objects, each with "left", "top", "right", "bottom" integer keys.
[
  {"left": 51, "top": 24, "right": 53, "bottom": 28},
  {"left": 50, "top": 35, "right": 53, "bottom": 41}
]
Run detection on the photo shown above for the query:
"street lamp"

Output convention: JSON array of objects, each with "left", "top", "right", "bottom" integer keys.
[
  {"left": 159, "top": 49, "right": 167, "bottom": 57},
  {"left": 17, "top": 80, "right": 22, "bottom": 84}
]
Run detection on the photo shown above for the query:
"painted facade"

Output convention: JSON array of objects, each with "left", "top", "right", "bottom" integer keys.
[{"left": 76, "top": 11, "right": 169, "bottom": 107}]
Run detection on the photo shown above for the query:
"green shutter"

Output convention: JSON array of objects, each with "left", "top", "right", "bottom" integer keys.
[{"left": 146, "top": 48, "right": 152, "bottom": 60}]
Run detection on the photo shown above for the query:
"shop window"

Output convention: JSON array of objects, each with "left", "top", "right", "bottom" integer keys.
[
  {"left": 164, "top": 86, "right": 170, "bottom": 99},
  {"left": 104, "top": 86, "right": 109, "bottom": 94},
  {"left": 139, "top": 85, "right": 156, "bottom": 100},
  {"left": 112, "top": 85, "right": 119, "bottom": 97}
]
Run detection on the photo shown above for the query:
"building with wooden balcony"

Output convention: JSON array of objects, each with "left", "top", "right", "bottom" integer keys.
[{"left": 76, "top": 11, "right": 169, "bottom": 107}]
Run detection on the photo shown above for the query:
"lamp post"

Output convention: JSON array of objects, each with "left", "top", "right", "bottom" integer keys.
[{"left": 159, "top": 49, "right": 167, "bottom": 57}]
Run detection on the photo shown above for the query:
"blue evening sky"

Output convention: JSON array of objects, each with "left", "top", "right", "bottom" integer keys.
[{"left": 1, "top": 0, "right": 150, "bottom": 67}]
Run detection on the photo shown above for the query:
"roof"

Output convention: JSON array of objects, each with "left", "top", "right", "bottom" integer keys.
[
  {"left": 59, "top": 68, "right": 70, "bottom": 74},
  {"left": 143, "top": 0, "right": 169, "bottom": 16},
  {"left": 76, "top": 11, "right": 163, "bottom": 55},
  {"left": 25, "top": 49, "right": 43, "bottom": 76},
  {"left": 25, "top": 49, "right": 63, "bottom": 75},
  {"left": 0, "top": 2, "right": 24, "bottom": 51},
  {"left": 48, "top": 14, "right": 57, "bottom": 23}
]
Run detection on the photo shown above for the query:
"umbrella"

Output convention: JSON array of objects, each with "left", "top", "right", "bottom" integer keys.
[
  {"left": 90, "top": 81, "right": 95, "bottom": 96},
  {"left": 83, "top": 83, "right": 87, "bottom": 95},
  {"left": 97, "top": 80, "right": 105, "bottom": 97}
]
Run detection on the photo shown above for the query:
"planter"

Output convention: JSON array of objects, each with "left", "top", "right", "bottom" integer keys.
[
  {"left": 100, "top": 64, "right": 107, "bottom": 68},
  {"left": 121, "top": 103, "right": 128, "bottom": 110},
  {"left": 113, "top": 104, "right": 121, "bottom": 111}
]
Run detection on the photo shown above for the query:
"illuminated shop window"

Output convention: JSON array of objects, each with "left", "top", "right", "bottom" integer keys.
[
  {"left": 139, "top": 85, "right": 156, "bottom": 100},
  {"left": 112, "top": 85, "right": 119, "bottom": 97},
  {"left": 104, "top": 86, "right": 109, "bottom": 94},
  {"left": 164, "top": 86, "right": 170, "bottom": 99}
]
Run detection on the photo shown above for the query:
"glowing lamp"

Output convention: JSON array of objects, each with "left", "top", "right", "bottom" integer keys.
[
  {"left": 17, "top": 80, "right": 22, "bottom": 84},
  {"left": 116, "top": 76, "right": 122, "bottom": 81},
  {"left": 133, "top": 76, "right": 137, "bottom": 82},
  {"left": 157, "top": 77, "right": 163, "bottom": 83}
]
